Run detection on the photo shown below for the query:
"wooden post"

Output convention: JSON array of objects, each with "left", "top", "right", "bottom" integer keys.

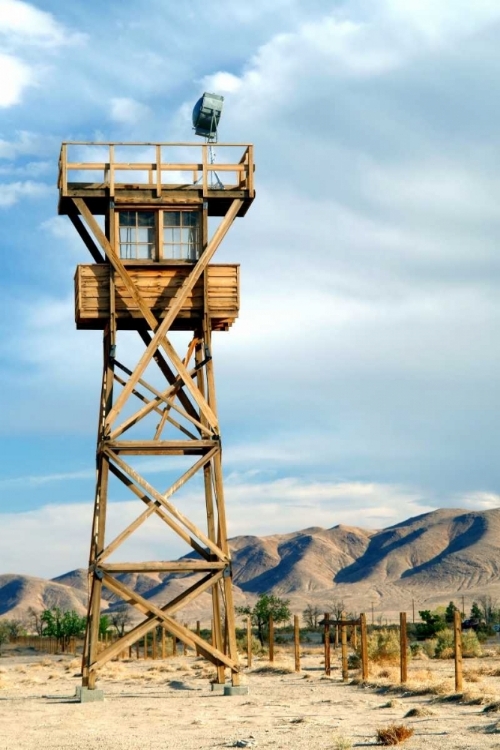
[
  {"left": 294, "top": 615, "right": 300, "bottom": 673},
  {"left": 352, "top": 624, "right": 358, "bottom": 650},
  {"left": 400, "top": 612, "right": 408, "bottom": 684},
  {"left": 144, "top": 634, "right": 148, "bottom": 659},
  {"left": 162, "top": 628, "right": 166, "bottom": 659},
  {"left": 334, "top": 623, "right": 339, "bottom": 650},
  {"left": 172, "top": 634, "right": 177, "bottom": 657},
  {"left": 341, "top": 612, "right": 348, "bottom": 682},
  {"left": 183, "top": 625, "right": 188, "bottom": 656},
  {"left": 211, "top": 619, "right": 214, "bottom": 647},
  {"left": 247, "top": 616, "right": 252, "bottom": 669},
  {"left": 135, "top": 641, "right": 139, "bottom": 659},
  {"left": 196, "top": 621, "right": 201, "bottom": 639},
  {"left": 324, "top": 612, "right": 331, "bottom": 676},
  {"left": 269, "top": 615, "right": 274, "bottom": 663},
  {"left": 360, "top": 613, "right": 368, "bottom": 681},
  {"left": 152, "top": 628, "right": 157, "bottom": 660},
  {"left": 454, "top": 610, "right": 463, "bottom": 693}
]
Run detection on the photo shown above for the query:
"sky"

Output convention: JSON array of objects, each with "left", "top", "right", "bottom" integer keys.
[{"left": 1, "top": 0, "right": 500, "bottom": 578}]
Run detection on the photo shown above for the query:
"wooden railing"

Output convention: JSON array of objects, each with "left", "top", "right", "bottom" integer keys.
[{"left": 58, "top": 142, "right": 255, "bottom": 198}]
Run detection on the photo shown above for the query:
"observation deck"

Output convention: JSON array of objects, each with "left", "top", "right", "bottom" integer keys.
[{"left": 58, "top": 142, "right": 255, "bottom": 332}]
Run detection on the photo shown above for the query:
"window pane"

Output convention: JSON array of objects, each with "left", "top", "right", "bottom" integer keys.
[
  {"left": 138, "top": 212, "right": 155, "bottom": 226},
  {"left": 120, "top": 227, "right": 136, "bottom": 242},
  {"left": 120, "top": 243, "right": 134, "bottom": 259},
  {"left": 183, "top": 212, "right": 199, "bottom": 227},
  {"left": 119, "top": 211, "right": 135, "bottom": 227},
  {"left": 164, "top": 211, "right": 180, "bottom": 226},
  {"left": 163, "top": 228, "right": 174, "bottom": 243},
  {"left": 180, "top": 228, "right": 190, "bottom": 244},
  {"left": 137, "top": 227, "right": 155, "bottom": 243},
  {"left": 137, "top": 244, "right": 153, "bottom": 259}
]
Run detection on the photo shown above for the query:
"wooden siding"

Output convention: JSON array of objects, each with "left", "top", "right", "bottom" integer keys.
[{"left": 75, "top": 263, "right": 239, "bottom": 331}]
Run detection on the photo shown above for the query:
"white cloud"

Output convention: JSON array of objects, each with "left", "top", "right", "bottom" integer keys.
[
  {"left": 0, "top": 53, "right": 33, "bottom": 107},
  {"left": 0, "top": 476, "right": 434, "bottom": 578},
  {"left": 0, "top": 0, "right": 84, "bottom": 47},
  {"left": 110, "top": 97, "right": 151, "bottom": 124},
  {"left": 0, "top": 179, "right": 50, "bottom": 206},
  {"left": 0, "top": 130, "right": 57, "bottom": 159}
]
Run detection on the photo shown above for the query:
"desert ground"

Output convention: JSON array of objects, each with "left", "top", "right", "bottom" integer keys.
[{"left": 3, "top": 643, "right": 500, "bottom": 749}]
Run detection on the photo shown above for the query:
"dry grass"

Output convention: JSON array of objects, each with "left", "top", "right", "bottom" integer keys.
[
  {"left": 404, "top": 706, "right": 435, "bottom": 718},
  {"left": 376, "top": 724, "right": 414, "bottom": 745},
  {"left": 251, "top": 664, "right": 294, "bottom": 675},
  {"left": 380, "top": 699, "right": 401, "bottom": 709},
  {"left": 483, "top": 702, "right": 500, "bottom": 713},
  {"left": 333, "top": 737, "right": 352, "bottom": 750}
]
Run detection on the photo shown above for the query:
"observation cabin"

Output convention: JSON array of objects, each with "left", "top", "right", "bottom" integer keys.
[{"left": 57, "top": 140, "right": 255, "bottom": 331}]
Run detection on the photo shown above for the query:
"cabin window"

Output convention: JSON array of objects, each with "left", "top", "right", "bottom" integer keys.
[
  {"left": 162, "top": 211, "right": 200, "bottom": 261},
  {"left": 119, "top": 211, "right": 155, "bottom": 259}
]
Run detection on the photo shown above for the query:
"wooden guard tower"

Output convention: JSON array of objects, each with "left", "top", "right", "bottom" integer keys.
[{"left": 57, "top": 141, "right": 254, "bottom": 690}]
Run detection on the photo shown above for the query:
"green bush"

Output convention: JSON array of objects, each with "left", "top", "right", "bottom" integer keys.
[
  {"left": 435, "top": 628, "right": 454, "bottom": 658},
  {"left": 421, "top": 638, "right": 437, "bottom": 658},
  {"left": 362, "top": 628, "right": 403, "bottom": 663},
  {"left": 462, "top": 630, "right": 482, "bottom": 658}
]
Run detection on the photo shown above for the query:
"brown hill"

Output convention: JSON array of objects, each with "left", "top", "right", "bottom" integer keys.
[{"left": 3, "top": 508, "right": 500, "bottom": 623}]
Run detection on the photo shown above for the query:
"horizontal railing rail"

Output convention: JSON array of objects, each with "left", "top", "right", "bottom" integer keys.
[{"left": 58, "top": 142, "right": 254, "bottom": 198}]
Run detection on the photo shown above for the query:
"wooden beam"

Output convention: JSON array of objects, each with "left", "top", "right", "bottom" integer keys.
[
  {"left": 69, "top": 212, "right": 105, "bottom": 263},
  {"left": 91, "top": 571, "right": 224, "bottom": 670},
  {"left": 100, "top": 561, "right": 226, "bottom": 573},
  {"left": 100, "top": 573, "right": 238, "bottom": 670},
  {"left": 100, "top": 198, "right": 243, "bottom": 429},
  {"left": 104, "top": 448, "right": 228, "bottom": 562},
  {"left": 106, "top": 439, "right": 218, "bottom": 454},
  {"left": 72, "top": 197, "right": 218, "bottom": 431}
]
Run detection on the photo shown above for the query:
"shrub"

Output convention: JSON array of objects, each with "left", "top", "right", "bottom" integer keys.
[
  {"left": 421, "top": 638, "right": 437, "bottom": 658},
  {"left": 435, "top": 629, "right": 454, "bottom": 658},
  {"left": 376, "top": 724, "right": 414, "bottom": 745},
  {"left": 363, "top": 628, "right": 405, "bottom": 664},
  {"left": 462, "top": 629, "right": 482, "bottom": 657}
]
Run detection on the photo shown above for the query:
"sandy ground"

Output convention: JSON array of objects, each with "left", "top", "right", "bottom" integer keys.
[{"left": 2, "top": 645, "right": 500, "bottom": 749}]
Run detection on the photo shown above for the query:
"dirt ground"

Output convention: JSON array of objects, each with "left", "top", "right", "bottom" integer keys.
[{"left": 2, "top": 645, "right": 500, "bottom": 749}]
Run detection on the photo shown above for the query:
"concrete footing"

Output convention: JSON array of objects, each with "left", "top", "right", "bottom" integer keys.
[
  {"left": 210, "top": 683, "right": 226, "bottom": 694},
  {"left": 75, "top": 686, "right": 105, "bottom": 703},
  {"left": 224, "top": 685, "right": 249, "bottom": 696}
]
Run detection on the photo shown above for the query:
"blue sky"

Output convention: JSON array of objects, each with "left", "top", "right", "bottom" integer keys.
[{"left": 1, "top": 0, "right": 500, "bottom": 577}]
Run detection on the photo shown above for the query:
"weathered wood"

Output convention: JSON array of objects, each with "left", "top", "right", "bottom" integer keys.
[
  {"left": 269, "top": 615, "right": 274, "bottom": 663},
  {"left": 360, "top": 613, "right": 368, "bottom": 681},
  {"left": 75, "top": 263, "right": 239, "bottom": 330},
  {"left": 247, "top": 616, "right": 252, "bottom": 669},
  {"left": 324, "top": 612, "right": 331, "bottom": 676},
  {"left": 294, "top": 615, "right": 300, "bottom": 673},
  {"left": 454, "top": 610, "right": 463, "bottom": 693},
  {"left": 341, "top": 611, "right": 348, "bottom": 682},
  {"left": 100, "top": 561, "right": 226, "bottom": 573},
  {"left": 400, "top": 612, "right": 408, "bottom": 684}
]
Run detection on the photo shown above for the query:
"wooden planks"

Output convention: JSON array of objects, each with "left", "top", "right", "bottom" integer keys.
[{"left": 75, "top": 263, "right": 239, "bottom": 330}]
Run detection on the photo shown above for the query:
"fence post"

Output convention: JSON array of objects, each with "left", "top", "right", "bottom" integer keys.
[
  {"left": 162, "top": 628, "right": 166, "bottom": 659},
  {"left": 247, "top": 616, "right": 252, "bottom": 669},
  {"left": 183, "top": 625, "right": 188, "bottom": 656},
  {"left": 324, "top": 612, "right": 331, "bottom": 676},
  {"left": 334, "top": 623, "right": 339, "bottom": 650},
  {"left": 360, "top": 612, "right": 368, "bottom": 681},
  {"left": 269, "top": 615, "right": 274, "bottom": 663},
  {"left": 341, "top": 611, "right": 348, "bottom": 681},
  {"left": 353, "top": 624, "right": 358, "bottom": 650},
  {"left": 400, "top": 612, "right": 408, "bottom": 684},
  {"left": 294, "top": 615, "right": 300, "bottom": 673},
  {"left": 454, "top": 610, "right": 463, "bottom": 693},
  {"left": 152, "top": 629, "right": 157, "bottom": 660},
  {"left": 172, "top": 634, "right": 177, "bottom": 657}
]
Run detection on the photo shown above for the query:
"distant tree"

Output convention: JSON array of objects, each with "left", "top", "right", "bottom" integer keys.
[
  {"left": 237, "top": 594, "right": 291, "bottom": 645},
  {"left": 27, "top": 607, "right": 44, "bottom": 636},
  {"left": 111, "top": 605, "right": 132, "bottom": 637},
  {"left": 329, "top": 600, "right": 346, "bottom": 622},
  {"left": 99, "top": 615, "right": 111, "bottom": 638},
  {"left": 470, "top": 602, "right": 483, "bottom": 622},
  {"left": 0, "top": 621, "right": 10, "bottom": 653},
  {"left": 40, "top": 608, "right": 85, "bottom": 650},
  {"left": 302, "top": 603, "right": 321, "bottom": 629},
  {"left": 416, "top": 610, "right": 446, "bottom": 639},
  {"left": 445, "top": 601, "right": 458, "bottom": 624},
  {"left": 478, "top": 595, "right": 497, "bottom": 625}
]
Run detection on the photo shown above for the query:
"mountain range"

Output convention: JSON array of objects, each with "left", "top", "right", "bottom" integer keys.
[{"left": 3, "top": 507, "right": 500, "bottom": 624}]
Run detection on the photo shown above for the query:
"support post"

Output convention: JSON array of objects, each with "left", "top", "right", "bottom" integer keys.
[
  {"left": 247, "top": 616, "right": 252, "bottom": 669},
  {"left": 454, "top": 610, "right": 463, "bottom": 693},
  {"left": 324, "top": 612, "right": 331, "bottom": 676},
  {"left": 341, "top": 612, "right": 348, "bottom": 682},
  {"left": 294, "top": 615, "right": 300, "bottom": 673},
  {"left": 360, "top": 613, "right": 368, "bottom": 681},
  {"left": 400, "top": 612, "right": 407, "bottom": 684},
  {"left": 268, "top": 615, "right": 274, "bottom": 663}
]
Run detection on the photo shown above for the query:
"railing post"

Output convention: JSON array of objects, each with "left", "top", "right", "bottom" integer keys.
[{"left": 247, "top": 616, "right": 252, "bottom": 669}]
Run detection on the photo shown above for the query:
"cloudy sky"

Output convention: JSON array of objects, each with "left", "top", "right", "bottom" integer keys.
[{"left": 1, "top": 0, "right": 500, "bottom": 578}]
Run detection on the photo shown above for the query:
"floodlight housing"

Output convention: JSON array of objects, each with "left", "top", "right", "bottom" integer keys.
[{"left": 192, "top": 92, "right": 224, "bottom": 139}]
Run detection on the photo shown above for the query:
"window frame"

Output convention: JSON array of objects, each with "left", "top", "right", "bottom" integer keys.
[{"left": 115, "top": 208, "right": 202, "bottom": 264}]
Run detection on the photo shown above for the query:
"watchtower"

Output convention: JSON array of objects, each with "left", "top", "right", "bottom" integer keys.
[{"left": 57, "top": 136, "right": 254, "bottom": 691}]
